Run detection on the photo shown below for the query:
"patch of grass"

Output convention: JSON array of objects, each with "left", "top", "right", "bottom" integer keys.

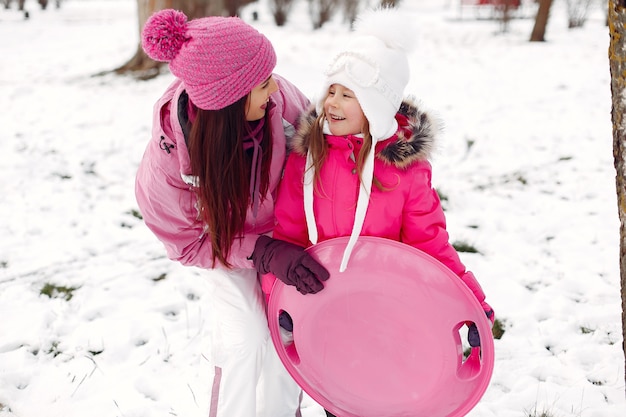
[
  {"left": 52, "top": 172, "right": 72, "bottom": 180},
  {"left": 515, "top": 173, "right": 528, "bottom": 185},
  {"left": 452, "top": 240, "right": 480, "bottom": 254},
  {"left": 525, "top": 402, "right": 559, "bottom": 417},
  {"left": 580, "top": 325, "right": 594, "bottom": 334},
  {"left": 607, "top": 330, "right": 617, "bottom": 345},
  {"left": 436, "top": 189, "right": 449, "bottom": 211},
  {"left": 0, "top": 260, "right": 7, "bottom": 268},
  {"left": 46, "top": 341, "right": 62, "bottom": 358},
  {"left": 492, "top": 318, "right": 506, "bottom": 340},
  {"left": 40, "top": 283, "right": 79, "bottom": 301},
  {"left": 502, "top": 171, "right": 528, "bottom": 185},
  {"left": 580, "top": 326, "right": 596, "bottom": 334},
  {"left": 127, "top": 208, "right": 143, "bottom": 220},
  {"left": 463, "top": 346, "right": 472, "bottom": 358},
  {"left": 152, "top": 273, "right": 167, "bottom": 282},
  {"left": 121, "top": 208, "right": 144, "bottom": 228},
  {"left": 527, "top": 411, "right": 554, "bottom": 417},
  {"left": 82, "top": 161, "right": 96, "bottom": 175}
]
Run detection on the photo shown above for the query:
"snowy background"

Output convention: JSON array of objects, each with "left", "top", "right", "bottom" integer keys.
[{"left": 0, "top": 0, "right": 624, "bottom": 416}]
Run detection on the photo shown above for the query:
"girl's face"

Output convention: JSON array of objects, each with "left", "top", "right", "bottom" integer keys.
[
  {"left": 245, "top": 75, "right": 279, "bottom": 121},
  {"left": 324, "top": 84, "right": 366, "bottom": 137}
]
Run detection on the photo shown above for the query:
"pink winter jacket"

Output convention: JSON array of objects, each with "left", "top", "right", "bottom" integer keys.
[
  {"left": 267, "top": 100, "right": 487, "bottom": 305},
  {"left": 135, "top": 74, "right": 310, "bottom": 270}
]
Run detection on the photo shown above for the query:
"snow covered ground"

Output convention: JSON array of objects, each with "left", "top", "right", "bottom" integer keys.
[{"left": 0, "top": 0, "right": 623, "bottom": 416}]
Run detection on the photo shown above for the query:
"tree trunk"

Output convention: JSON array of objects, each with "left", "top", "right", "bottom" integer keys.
[
  {"left": 308, "top": 0, "right": 339, "bottom": 30},
  {"left": 530, "top": 0, "right": 553, "bottom": 41},
  {"left": 608, "top": 0, "right": 626, "bottom": 392},
  {"left": 114, "top": 0, "right": 226, "bottom": 78}
]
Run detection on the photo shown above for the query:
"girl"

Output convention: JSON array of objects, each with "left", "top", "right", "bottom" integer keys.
[
  {"left": 135, "top": 9, "right": 329, "bottom": 417},
  {"left": 267, "top": 10, "right": 494, "bottom": 415}
]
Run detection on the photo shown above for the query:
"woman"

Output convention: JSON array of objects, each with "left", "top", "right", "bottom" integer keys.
[{"left": 135, "top": 9, "right": 329, "bottom": 417}]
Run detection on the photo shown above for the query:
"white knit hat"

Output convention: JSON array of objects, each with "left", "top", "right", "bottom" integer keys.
[{"left": 306, "top": 7, "right": 416, "bottom": 272}]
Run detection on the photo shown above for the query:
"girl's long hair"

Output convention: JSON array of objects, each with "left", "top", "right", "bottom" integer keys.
[{"left": 187, "top": 95, "right": 272, "bottom": 268}]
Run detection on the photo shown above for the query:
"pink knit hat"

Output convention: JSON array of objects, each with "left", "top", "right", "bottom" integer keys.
[{"left": 142, "top": 9, "right": 277, "bottom": 110}]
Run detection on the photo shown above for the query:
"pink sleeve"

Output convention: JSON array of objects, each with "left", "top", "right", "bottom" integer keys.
[
  {"left": 459, "top": 270, "right": 486, "bottom": 303},
  {"left": 273, "top": 74, "right": 310, "bottom": 126},
  {"left": 273, "top": 153, "right": 310, "bottom": 247},
  {"left": 135, "top": 150, "right": 256, "bottom": 270},
  {"left": 401, "top": 164, "right": 489, "bottom": 305},
  {"left": 401, "top": 164, "right": 467, "bottom": 277}
]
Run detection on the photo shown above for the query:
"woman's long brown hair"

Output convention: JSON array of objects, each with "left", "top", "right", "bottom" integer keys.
[{"left": 187, "top": 95, "right": 272, "bottom": 268}]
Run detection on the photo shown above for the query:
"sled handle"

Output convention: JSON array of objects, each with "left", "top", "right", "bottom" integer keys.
[
  {"left": 456, "top": 320, "right": 490, "bottom": 381},
  {"left": 278, "top": 309, "right": 301, "bottom": 365}
]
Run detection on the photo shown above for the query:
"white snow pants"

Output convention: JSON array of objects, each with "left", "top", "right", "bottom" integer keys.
[{"left": 205, "top": 267, "right": 302, "bottom": 417}]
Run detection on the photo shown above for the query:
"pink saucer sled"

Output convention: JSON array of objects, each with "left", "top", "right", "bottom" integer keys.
[{"left": 267, "top": 236, "right": 494, "bottom": 417}]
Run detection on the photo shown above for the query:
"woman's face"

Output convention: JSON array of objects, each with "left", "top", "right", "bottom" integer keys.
[
  {"left": 245, "top": 75, "right": 279, "bottom": 121},
  {"left": 324, "top": 84, "right": 366, "bottom": 136}
]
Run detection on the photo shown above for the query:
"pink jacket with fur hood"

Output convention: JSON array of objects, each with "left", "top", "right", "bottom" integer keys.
[
  {"left": 135, "top": 74, "right": 310, "bottom": 270},
  {"left": 268, "top": 100, "right": 488, "bottom": 306}
]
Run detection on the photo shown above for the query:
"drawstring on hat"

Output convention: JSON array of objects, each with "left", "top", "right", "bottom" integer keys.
[
  {"left": 179, "top": 106, "right": 271, "bottom": 218},
  {"left": 303, "top": 125, "right": 389, "bottom": 273},
  {"left": 304, "top": 151, "right": 318, "bottom": 245},
  {"left": 339, "top": 145, "right": 375, "bottom": 272}
]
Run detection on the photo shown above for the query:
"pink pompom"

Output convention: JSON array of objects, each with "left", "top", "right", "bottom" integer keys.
[{"left": 141, "top": 9, "right": 189, "bottom": 62}]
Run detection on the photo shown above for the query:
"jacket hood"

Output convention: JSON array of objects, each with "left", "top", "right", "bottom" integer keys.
[{"left": 290, "top": 97, "right": 439, "bottom": 168}]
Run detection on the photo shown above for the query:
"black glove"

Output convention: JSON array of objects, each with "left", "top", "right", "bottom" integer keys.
[
  {"left": 279, "top": 311, "right": 294, "bottom": 332},
  {"left": 467, "top": 307, "right": 495, "bottom": 347},
  {"left": 467, "top": 323, "right": 481, "bottom": 347},
  {"left": 251, "top": 236, "right": 330, "bottom": 295}
]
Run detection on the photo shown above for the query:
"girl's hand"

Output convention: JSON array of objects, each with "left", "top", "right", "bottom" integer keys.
[{"left": 251, "top": 236, "right": 330, "bottom": 294}]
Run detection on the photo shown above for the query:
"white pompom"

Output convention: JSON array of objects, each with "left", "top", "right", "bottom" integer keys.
[{"left": 352, "top": 7, "right": 415, "bottom": 53}]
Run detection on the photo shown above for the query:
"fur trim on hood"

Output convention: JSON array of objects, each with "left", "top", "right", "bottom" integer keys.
[{"left": 290, "top": 97, "right": 439, "bottom": 168}]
